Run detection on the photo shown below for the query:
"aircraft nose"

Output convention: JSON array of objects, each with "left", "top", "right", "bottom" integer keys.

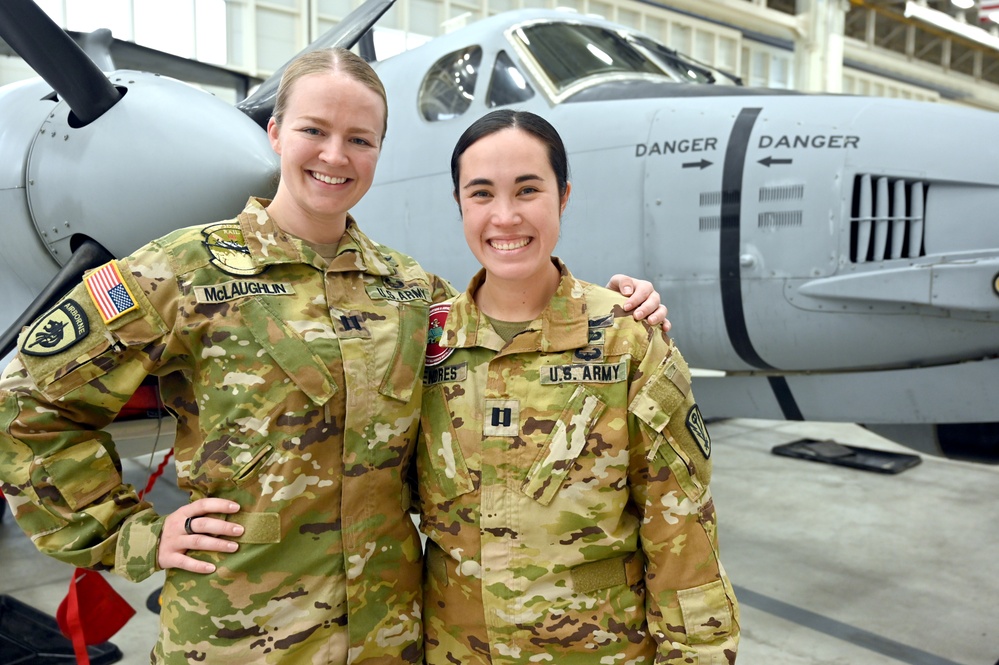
[{"left": 25, "top": 70, "right": 279, "bottom": 263}]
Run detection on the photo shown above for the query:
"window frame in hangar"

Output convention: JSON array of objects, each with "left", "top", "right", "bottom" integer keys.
[{"left": 5, "top": 0, "right": 999, "bottom": 111}]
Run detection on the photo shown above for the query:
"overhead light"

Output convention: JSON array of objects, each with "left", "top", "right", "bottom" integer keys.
[{"left": 904, "top": 1, "right": 999, "bottom": 51}]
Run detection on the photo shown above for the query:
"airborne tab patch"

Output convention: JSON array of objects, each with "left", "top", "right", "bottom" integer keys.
[
  {"left": 84, "top": 262, "right": 138, "bottom": 324},
  {"left": 22, "top": 299, "right": 90, "bottom": 357}
]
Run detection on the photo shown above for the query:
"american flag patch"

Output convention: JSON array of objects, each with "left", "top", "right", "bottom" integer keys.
[{"left": 84, "top": 262, "right": 139, "bottom": 324}]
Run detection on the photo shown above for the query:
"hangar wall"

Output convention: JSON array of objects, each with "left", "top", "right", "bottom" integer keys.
[{"left": 3, "top": 0, "right": 999, "bottom": 109}]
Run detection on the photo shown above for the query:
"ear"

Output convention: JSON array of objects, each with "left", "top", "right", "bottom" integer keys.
[
  {"left": 560, "top": 181, "right": 572, "bottom": 214},
  {"left": 266, "top": 117, "right": 282, "bottom": 155}
]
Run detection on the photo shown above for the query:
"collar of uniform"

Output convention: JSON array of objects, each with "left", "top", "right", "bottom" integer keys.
[
  {"left": 237, "top": 198, "right": 314, "bottom": 269},
  {"left": 325, "top": 217, "right": 396, "bottom": 277},
  {"left": 237, "top": 199, "right": 395, "bottom": 278},
  {"left": 444, "top": 258, "right": 590, "bottom": 353}
]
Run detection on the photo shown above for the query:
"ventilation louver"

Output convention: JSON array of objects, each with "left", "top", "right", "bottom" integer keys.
[{"left": 850, "top": 174, "right": 927, "bottom": 262}]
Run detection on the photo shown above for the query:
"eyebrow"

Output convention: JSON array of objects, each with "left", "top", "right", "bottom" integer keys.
[
  {"left": 462, "top": 174, "right": 543, "bottom": 189},
  {"left": 298, "top": 115, "right": 378, "bottom": 135}
]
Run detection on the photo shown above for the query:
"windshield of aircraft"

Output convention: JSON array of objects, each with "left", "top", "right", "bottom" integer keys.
[
  {"left": 635, "top": 35, "right": 738, "bottom": 85},
  {"left": 513, "top": 21, "right": 726, "bottom": 97}
]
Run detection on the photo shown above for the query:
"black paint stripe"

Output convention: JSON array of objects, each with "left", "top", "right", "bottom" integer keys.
[
  {"left": 734, "top": 585, "right": 966, "bottom": 665},
  {"left": 767, "top": 376, "right": 804, "bottom": 420},
  {"left": 720, "top": 107, "right": 774, "bottom": 369}
]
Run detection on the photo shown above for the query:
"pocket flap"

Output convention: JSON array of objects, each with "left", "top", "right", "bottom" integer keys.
[
  {"left": 240, "top": 297, "right": 337, "bottom": 406},
  {"left": 521, "top": 386, "right": 606, "bottom": 506}
]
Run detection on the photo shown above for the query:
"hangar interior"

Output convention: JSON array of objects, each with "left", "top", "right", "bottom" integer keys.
[
  {"left": 1, "top": 2, "right": 998, "bottom": 665},
  {"left": 4, "top": 0, "right": 999, "bottom": 110}
]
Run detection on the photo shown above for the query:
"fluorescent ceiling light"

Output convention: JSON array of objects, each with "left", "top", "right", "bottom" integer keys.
[{"left": 904, "top": 1, "right": 999, "bottom": 51}]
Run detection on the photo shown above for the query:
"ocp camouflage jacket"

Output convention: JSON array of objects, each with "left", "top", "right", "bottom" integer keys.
[
  {"left": 416, "top": 260, "right": 739, "bottom": 664},
  {"left": 0, "top": 198, "right": 453, "bottom": 664}
]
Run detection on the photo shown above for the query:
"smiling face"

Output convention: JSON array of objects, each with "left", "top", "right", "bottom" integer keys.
[
  {"left": 456, "top": 127, "right": 569, "bottom": 299},
  {"left": 265, "top": 70, "right": 385, "bottom": 244}
]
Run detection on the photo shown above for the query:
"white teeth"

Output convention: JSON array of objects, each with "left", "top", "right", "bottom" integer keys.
[
  {"left": 490, "top": 238, "right": 530, "bottom": 250},
  {"left": 312, "top": 172, "right": 347, "bottom": 185}
]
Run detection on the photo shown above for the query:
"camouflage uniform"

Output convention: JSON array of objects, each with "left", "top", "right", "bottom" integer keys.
[
  {"left": 0, "top": 198, "right": 454, "bottom": 664},
  {"left": 417, "top": 260, "right": 739, "bottom": 664}
]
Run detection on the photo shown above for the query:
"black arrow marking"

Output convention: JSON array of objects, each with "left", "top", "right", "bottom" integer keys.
[
  {"left": 682, "top": 159, "right": 713, "bottom": 169},
  {"left": 758, "top": 156, "right": 793, "bottom": 167}
]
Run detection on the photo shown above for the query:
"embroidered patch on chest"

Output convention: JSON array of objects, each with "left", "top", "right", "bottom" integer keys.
[
  {"left": 367, "top": 282, "right": 431, "bottom": 302},
  {"left": 332, "top": 312, "right": 371, "bottom": 338},
  {"left": 426, "top": 302, "right": 454, "bottom": 367},
  {"left": 540, "top": 360, "right": 627, "bottom": 384},
  {"left": 194, "top": 280, "right": 296, "bottom": 304},
  {"left": 202, "top": 223, "right": 264, "bottom": 276},
  {"left": 483, "top": 399, "right": 519, "bottom": 437},
  {"left": 21, "top": 299, "right": 90, "bottom": 357},
  {"left": 423, "top": 362, "right": 467, "bottom": 385}
]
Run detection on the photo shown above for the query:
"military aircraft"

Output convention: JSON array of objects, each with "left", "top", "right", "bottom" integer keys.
[{"left": 0, "top": 0, "right": 996, "bottom": 460}]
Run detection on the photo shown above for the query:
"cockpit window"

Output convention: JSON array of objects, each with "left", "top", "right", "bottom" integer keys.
[
  {"left": 487, "top": 50, "right": 535, "bottom": 108},
  {"left": 515, "top": 23, "right": 664, "bottom": 94},
  {"left": 635, "top": 36, "right": 737, "bottom": 85},
  {"left": 419, "top": 46, "right": 483, "bottom": 122}
]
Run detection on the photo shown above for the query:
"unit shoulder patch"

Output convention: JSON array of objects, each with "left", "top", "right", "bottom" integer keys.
[
  {"left": 426, "top": 302, "right": 453, "bottom": 367},
  {"left": 21, "top": 299, "right": 90, "bottom": 357},
  {"left": 202, "top": 223, "right": 264, "bottom": 276},
  {"left": 686, "top": 404, "right": 712, "bottom": 459}
]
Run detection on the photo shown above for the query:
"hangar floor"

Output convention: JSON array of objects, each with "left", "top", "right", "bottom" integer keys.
[{"left": 1, "top": 418, "right": 996, "bottom": 665}]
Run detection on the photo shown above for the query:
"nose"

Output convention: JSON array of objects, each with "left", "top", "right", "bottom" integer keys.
[
  {"left": 318, "top": 138, "right": 349, "bottom": 165},
  {"left": 490, "top": 196, "right": 522, "bottom": 226}
]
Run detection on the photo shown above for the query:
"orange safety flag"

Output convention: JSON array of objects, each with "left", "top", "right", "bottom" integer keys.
[{"left": 56, "top": 568, "right": 135, "bottom": 665}]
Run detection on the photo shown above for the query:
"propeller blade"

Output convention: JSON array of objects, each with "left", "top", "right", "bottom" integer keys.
[
  {"left": 237, "top": 0, "right": 397, "bottom": 128},
  {"left": 0, "top": 0, "right": 121, "bottom": 127},
  {"left": 0, "top": 239, "right": 114, "bottom": 359}
]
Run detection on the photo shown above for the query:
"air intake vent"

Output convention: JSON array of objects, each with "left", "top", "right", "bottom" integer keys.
[
  {"left": 850, "top": 174, "right": 927, "bottom": 263},
  {"left": 700, "top": 191, "right": 722, "bottom": 207},
  {"left": 759, "top": 184, "right": 804, "bottom": 202},
  {"left": 699, "top": 216, "right": 721, "bottom": 231},
  {"left": 758, "top": 211, "right": 802, "bottom": 229}
]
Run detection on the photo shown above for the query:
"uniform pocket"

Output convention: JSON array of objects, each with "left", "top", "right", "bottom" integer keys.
[
  {"left": 676, "top": 578, "right": 736, "bottom": 644},
  {"left": 418, "top": 385, "right": 474, "bottom": 501},
  {"left": 378, "top": 300, "right": 427, "bottom": 403},
  {"left": 39, "top": 440, "right": 122, "bottom": 513},
  {"left": 187, "top": 434, "right": 274, "bottom": 494},
  {"left": 632, "top": 348, "right": 711, "bottom": 497},
  {"left": 521, "top": 385, "right": 606, "bottom": 506},
  {"left": 239, "top": 297, "right": 337, "bottom": 406}
]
